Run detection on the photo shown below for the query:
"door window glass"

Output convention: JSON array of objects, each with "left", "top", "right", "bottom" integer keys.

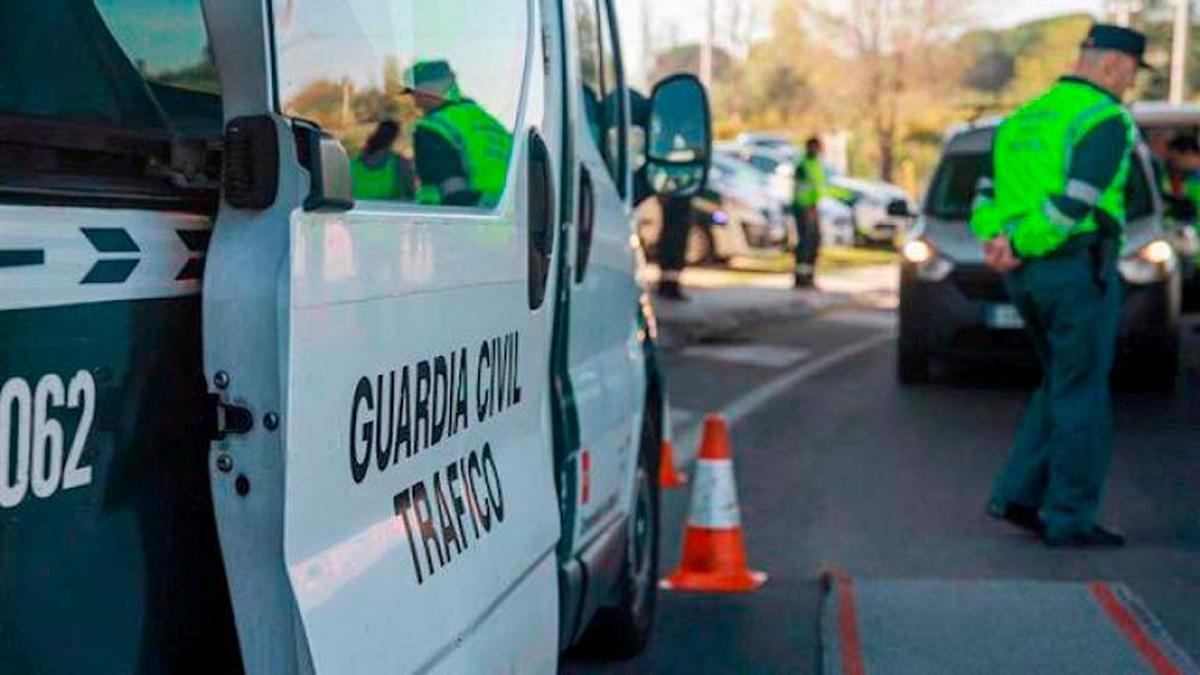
[
  {"left": 273, "top": 0, "right": 528, "bottom": 209},
  {"left": 574, "top": 0, "right": 625, "bottom": 193},
  {"left": 574, "top": 0, "right": 604, "bottom": 159},
  {"left": 596, "top": 0, "right": 626, "bottom": 192},
  {"left": 0, "top": 0, "right": 222, "bottom": 209}
]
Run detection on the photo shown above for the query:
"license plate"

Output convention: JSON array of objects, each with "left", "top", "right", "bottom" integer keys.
[{"left": 987, "top": 304, "right": 1025, "bottom": 329}]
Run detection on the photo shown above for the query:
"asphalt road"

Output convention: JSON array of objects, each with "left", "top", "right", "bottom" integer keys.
[{"left": 564, "top": 298, "right": 1200, "bottom": 674}]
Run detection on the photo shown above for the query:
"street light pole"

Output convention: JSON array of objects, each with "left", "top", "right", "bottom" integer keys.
[
  {"left": 700, "top": 0, "right": 715, "bottom": 90},
  {"left": 1170, "top": 0, "right": 1190, "bottom": 105}
]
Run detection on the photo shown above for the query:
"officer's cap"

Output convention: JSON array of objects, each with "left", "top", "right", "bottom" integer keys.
[
  {"left": 1081, "top": 24, "right": 1152, "bottom": 69},
  {"left": 403, "top": 60, "right": 459, "bottom": 97}
]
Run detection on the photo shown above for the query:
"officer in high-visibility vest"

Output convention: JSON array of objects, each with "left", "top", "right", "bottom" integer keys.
[
  {"left": 350, "top": 120, "right": 416, "bottom": 201},
  {"left": 403, "top": 60, "right": 513, "bottom": 208},
  {"left": 1160, "top": 134, "right": 1200, "bottom": 223},
  {"left": 971, "top": 24, "right": 1151, "bottom": 548},
  {"left": 792, "top": 136, "right": 826, "bottom": 288}
]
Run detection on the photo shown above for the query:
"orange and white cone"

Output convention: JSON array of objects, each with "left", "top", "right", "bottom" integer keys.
[
  {"left": 659, "top": 440, "right": 688, "bottom": 489},
  {"left": 660, "top": 414, "right": 767, "bottom": 593}
]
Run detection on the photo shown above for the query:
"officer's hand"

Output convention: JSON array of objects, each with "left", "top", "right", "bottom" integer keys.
[{"left": 984, "top": 236, "right": 1022, "bottom": 273}]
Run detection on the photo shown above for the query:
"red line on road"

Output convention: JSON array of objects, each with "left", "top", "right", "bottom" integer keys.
[
  {"left": 834, "top": 570, "right": 866, "bottom": 675},
  {"left": 1089, "top": 582, "right": 1183, "bottom": 675}
]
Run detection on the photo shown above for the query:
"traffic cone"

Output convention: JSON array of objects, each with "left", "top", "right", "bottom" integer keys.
[
  {"left": 659, "top": 440, "right": 688, "bottom": 489},
  {"left": 660, "top": 414, "right": 767, "bottom": 593}
]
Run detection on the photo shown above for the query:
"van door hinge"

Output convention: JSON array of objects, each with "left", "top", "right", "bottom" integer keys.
[{"left": 205, "top": 394, "right": 254, "bottom": 441}]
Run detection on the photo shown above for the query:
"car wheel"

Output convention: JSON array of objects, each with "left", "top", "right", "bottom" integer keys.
[
  {"left": 897, "top": 297, "right": 931, "bottom": 384},
  {"left": 576, "top": 401, "right": 660, "bottom": 659},
  {"left": 685, "top": 225, "right": 715, "bottom": 266},
  {"left": 1136, "top": 340, "right": 1180, "bottom": 392},
  {"left": 897, "top": 346, "right": 931, "bottom": 384},
  {"left": 1182, "top": 274, "right": 1200, "bottom": 313}
]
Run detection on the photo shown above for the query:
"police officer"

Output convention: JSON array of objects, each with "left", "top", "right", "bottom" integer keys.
[
  {"left": 351, "top": 120, "right": 417, "bottom": 201},
  {"left": 972, "top": 25, "right": 1151, "bottom": 548},
  {"left": 403, "top": 60, "right": 513, "bottom": 208},
  {"left": 1161, "top": 134, "right": 1200, "bottom": 222},
  {"left": 793, "top": 137, "right": 826, "bottom": 288}
]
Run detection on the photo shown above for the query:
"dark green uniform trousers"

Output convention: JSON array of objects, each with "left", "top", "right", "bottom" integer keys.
[{"left": 991, "top": 252, "right": 1122, "bottom": 539}]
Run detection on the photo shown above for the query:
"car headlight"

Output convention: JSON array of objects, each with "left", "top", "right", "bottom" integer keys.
[
  {"left": 902, "top": 239, "right": 954, "bottom": 281},
  {"left": 1118, "top": 239, "right": 1176, "bottom": 285},
  {"left": 902, "top": 239, "right": 933, "bottom": 264}
]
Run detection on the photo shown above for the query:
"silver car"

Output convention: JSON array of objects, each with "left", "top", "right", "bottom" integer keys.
[{"left": 898, "top": 119, "right": 1183, "bottom": 388}]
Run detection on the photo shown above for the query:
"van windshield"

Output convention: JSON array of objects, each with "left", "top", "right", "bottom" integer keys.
[{"left": 0, "top": 0, "right": 222, "bottom": 210}]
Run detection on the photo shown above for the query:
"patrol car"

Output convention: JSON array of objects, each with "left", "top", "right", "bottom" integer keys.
[
  {"left": 0, "top": 1, "right": 710, "bottom": 673},
  {"left": 899, "top": 118, "right": 1182, "bottom": 388}
]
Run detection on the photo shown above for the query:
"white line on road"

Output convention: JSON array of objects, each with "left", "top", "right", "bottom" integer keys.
[
  {"left": 681, "top": 344, "right": 812, "bottom": 369},
  {"left": 671, "top": 330, "right": 895, "bottom": 464}
]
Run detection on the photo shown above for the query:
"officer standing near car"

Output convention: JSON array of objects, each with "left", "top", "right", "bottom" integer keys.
[
  {"left": 403, "top": 60, "right": 512, "bottom": 208},
  {"left": 971, "top": 25, "right": 1151, "bottom": 548},
  {"left": 793, "top": 136, "right": 826, "bottom": 288}
]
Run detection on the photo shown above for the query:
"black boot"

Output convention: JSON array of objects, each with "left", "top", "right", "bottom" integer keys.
[
  {"left": 1044, "top": 524, "right": 1126, "bottom": 549},
  {"left": 986, "top": 501, "right": 1045, "bottom": 535},
  {"left": 657, "top": 279, "right": 689, "bottom": 301}
]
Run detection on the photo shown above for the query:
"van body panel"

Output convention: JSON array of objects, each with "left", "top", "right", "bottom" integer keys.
[
  {"left": 0, "top": 206, "right": 241, "bottom": 673},
  {"left": 201, "top": 0, "right": 563, "bottom": 671}
]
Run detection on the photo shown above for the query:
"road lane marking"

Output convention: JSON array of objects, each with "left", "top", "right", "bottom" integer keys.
[
  {"left": 681, "top": 344, "right": 811, "bottom": 369},
  {"left": 671, "top": 330, "right": 893, "bottom": 463},
  {"left": 723, "top": 332, "right": 893, "bottom": 428},
  {"left": 1090, "top": 582, "right": 1194, "bottom": 675},
  {"left": 832, "top": 570, "right": 866, "bottom": 675}
]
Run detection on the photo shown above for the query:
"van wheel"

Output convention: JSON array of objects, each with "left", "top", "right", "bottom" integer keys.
[{"left": 578, "top": 404, "right": 660, "bottom": 659}]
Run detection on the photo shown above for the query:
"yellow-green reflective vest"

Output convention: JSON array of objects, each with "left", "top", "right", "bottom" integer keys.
[
  {"left": 971, "top": 79, "right": 1135, "bottom": 258},
  {"left": 350, "top": 154, "right": 409, "bottom": 201},
  {"left": 794, "top": 154, "right": 826, "bottom": 208},
  {"left": 415, "top": 101, "right": 513, "bottom": 208}
]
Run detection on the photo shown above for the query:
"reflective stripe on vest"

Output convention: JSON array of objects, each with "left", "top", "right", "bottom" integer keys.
[
  {"left": 415, "top": 101, "right": 513, "bottom": 208},
  {"left": 988, "top": 79, "right": 1134, "bottom": 258}
]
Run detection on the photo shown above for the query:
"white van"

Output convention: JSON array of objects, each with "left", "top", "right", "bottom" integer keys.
[{"left": 0, "top": 1, "right": 710, "bottom": 672}]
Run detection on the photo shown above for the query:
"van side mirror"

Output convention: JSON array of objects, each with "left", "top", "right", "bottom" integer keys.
[
  {"left": 642, "top": 74, "right": 711, "bottom": 200},
  {"left": 292, "top": 120, "right": 354, "bottom": 213}
]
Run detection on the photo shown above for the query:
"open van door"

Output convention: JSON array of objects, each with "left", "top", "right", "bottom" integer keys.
[{"left": 201, "top": 0, "right": 561, "bottom": 671}]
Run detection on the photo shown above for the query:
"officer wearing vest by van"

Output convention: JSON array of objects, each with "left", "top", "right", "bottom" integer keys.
[
  {"left": 970, "top": 24, "right": 1151, "bottom": 549},
  {"left": 793, "top": 136, "right": 826, "bottom": 288},
  {"left": 403, "top": 60, "right": 513, "bottom": 208},
  {"left": 351, "top": 119, "right": 417, "bottom": 201}
]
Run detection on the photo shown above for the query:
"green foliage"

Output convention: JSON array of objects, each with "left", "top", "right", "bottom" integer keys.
[{"left": 705, "top": 4, "right": 1199, "bottom": 195}]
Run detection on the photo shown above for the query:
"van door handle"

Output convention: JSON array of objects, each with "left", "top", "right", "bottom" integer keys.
[
  {"left": 575, "top": 167, "right": 595, "bottom": 283},
  {"left": 527, "top": 130, "right": 554, "bottom": 310}
]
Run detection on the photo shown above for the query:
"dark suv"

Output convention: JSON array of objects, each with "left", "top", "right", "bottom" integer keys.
[{"left": 898, "top": 120, "right": 1183, "bottom": 388}]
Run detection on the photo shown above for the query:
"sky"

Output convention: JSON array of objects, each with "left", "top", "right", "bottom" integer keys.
[{"left": 616, "top": 0, "right": 1108, "bottom": 86}]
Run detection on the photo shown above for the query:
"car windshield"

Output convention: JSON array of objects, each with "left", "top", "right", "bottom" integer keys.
[
  {"left": 715, "top": 155, "right": 769, "bottom": 185},
  {"left": 0, "top": 0, "right": 222, "bottom": 209},
  {"left": 925, "top": 148, "right": 1154, "bottom": 223},
  {"left": 744, "top": 154, "right": 782, "bottom": 174},
  {"left": 925, "top": 152, "right": 988, "bottom": 220}
]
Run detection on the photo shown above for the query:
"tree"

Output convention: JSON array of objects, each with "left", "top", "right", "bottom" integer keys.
[{"left": 808, "top": 0, "right": 974, "bottom": 181}]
